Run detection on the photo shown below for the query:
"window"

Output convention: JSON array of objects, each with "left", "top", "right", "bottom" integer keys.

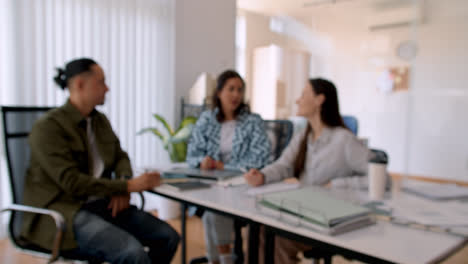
[{"left": 0, "top": 0, "right": 176, "bottom": 235}]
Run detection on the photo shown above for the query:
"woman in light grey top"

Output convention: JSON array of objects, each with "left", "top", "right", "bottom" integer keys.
[
  {"left": 244, "top": 78, "right": 370, "bottom": 264},
  {"left": 261, "top": 125, "right": 369, "bottom": 186}
]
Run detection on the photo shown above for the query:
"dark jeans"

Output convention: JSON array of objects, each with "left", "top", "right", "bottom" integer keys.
[{"left": 71, "top": 199, "right": 180, "bottom": 264}]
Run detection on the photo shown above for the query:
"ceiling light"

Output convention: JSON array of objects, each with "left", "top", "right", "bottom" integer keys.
[{"left": 303, "top": 0, "right": 353, "bottom": 7}]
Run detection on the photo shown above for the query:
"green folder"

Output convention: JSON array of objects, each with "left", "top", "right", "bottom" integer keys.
[{"left": 259, "top": 187, "right": 373, "bottom": 234}]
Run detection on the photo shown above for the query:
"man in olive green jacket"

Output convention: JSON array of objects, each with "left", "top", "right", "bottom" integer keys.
[{"left": 22, "top": 58, "right": 179, "bottom": 264}]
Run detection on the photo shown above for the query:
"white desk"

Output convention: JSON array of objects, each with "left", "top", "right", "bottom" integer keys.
[
  {"left": 150, "top": 184, "right": 260, "bottom": 264},
  {"left": 150, "top": 184, "right": 466, "bottom": 264}
]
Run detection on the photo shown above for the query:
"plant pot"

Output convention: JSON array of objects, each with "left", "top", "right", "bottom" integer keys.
[
  {"left": 168, "top": 142, "right": 187, "bottom": 163},
  {"left": 157, "top": 159, "right": 184, "bottom": 220},
  {"left": 158, "top": 197, "right": 181, "bottom": 220}
]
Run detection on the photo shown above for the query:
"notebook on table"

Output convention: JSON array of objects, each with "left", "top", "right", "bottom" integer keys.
[
  {"left": 247, "top": 181, "right": 301, "bottom": 196},
  {"left": 163, "top": 181, "right": 212, "bottom": 192},
  {"left": 258, "top": 187, "right": 374, "bottom": 235},
  {"left": 163, "top": 167, "right": 243, "bottom": 181}
]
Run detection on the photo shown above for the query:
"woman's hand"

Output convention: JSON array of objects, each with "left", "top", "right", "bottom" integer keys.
[
  {"left": 244, "top": 168, "right": 265, "bottom": 187},
  {"left": 200, "top": 156, "right": 217, "bottom": 170},
  {"left": 215, "top": 160, "right": 224, "bottom": 170}
]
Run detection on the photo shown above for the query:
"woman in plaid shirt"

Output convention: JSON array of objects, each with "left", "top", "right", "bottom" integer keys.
[{"left": 187, "top": 70, "right": 271, "bottom": 264}]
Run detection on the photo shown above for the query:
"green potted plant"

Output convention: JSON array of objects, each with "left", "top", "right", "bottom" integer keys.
[{"left": 139, "top": 114, "right": 197, "bottom": 162}]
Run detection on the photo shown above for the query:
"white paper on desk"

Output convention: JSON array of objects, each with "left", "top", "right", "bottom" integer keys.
[
  {"left": 247, "top": 182, "right": 300, "bottom": 196},
  {"left": 217, "top": 175, "right": 246, "bottom": 187},
  {"left": 388, "top": 196, "right": 468, "bottom": 227},
  {"left": 450, "top": 226, "right": 468, "bottom": 236},
  {"left": 402, "top": 180, "right": 468, "bottom": 200}
]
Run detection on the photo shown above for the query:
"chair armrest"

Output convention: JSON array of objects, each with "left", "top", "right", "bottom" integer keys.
[
  {"left": 1, "top": 204, "right": 65, "bottom": 263},
  {"left": 137, "top": 192, "right": 145, "bottom": 210}
]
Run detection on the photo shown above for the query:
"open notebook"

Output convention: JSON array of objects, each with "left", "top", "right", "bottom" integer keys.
[
  {"left": 163, "top": 181, "right": 211, "bottom": 191},
  {"left": 163, "top": 167, "right": 242, "bottom": 181},
  {"left": 258, "top": 187, "right": 374, "bottom": 235}
]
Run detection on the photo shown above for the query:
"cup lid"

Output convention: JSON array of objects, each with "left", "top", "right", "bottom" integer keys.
[{"left": 369, "top": 149, "right": 388, "bottom": 164}]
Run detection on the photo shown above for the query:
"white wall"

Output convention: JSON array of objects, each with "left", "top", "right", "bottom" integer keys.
[
  {"left": 141, "top": 0, "right": 237, "bottom": 212},
  {"left": 406, "top": 0, "right": 468, "bottom": 179},
  {"left": 174, "top": 0, "right": 236, "bottom": 122},
  {"left": 298, "top": 0, "right": 468, "bottom": 180}
]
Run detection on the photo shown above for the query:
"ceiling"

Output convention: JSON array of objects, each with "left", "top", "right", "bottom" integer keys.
[{"left": 237, "top": 0, "right": 416, "bottom": 26}]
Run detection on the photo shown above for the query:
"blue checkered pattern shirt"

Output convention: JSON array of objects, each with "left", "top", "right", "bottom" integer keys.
[{"left": 186, "top": 109, "right": 271, "bottom": 170}]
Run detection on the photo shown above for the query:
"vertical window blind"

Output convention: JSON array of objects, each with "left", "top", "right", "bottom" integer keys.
[
  {"left": 2, "top": 0, "right": 175, "bottom": 168},
  {"left": 0, "top": 0, "right": 176, "bottom": 234}
]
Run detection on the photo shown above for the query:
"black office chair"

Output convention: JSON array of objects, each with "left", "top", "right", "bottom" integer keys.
[
  {"left": 0, "top": 106, "right": 144, "bottom": 263},
  {"left": 180, "top": 98, "right": 207, "bottom": 121},
  {"left": 263, "top": 120, "right": 294, "bottom": 162},
  {"left": 0, "top": 106, "right": 84, "bottom": 263}
]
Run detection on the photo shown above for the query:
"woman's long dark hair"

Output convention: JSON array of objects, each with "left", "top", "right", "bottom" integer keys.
[
  {"left": 53, "top": 58, "right": 97, "bottom": 90},
  {"left": 211, "top": 70, "right": 250, "bottom": 122},
  {"left": 293, "top": 78, "right": 346, "bottom": 178}
]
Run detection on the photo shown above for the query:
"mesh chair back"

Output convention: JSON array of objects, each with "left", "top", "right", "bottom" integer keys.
[
  {"left": 264, "top": 120, "right": 293, "bottom": 162},
  {"left": 1, "top": 106, "right": 53, "bottom": 243},
  {"left": 342, "top": 115, "right": 358, "bottom": 135},
  {"left": 180, "top": 98, "right": 207, "bottom": 120}
]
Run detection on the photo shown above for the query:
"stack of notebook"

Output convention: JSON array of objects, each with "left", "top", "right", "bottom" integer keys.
[
  {"left": 258, "top": 187, "right": 374, "bottom": 235},
  {"left": 161, "top": 171, "right": 211, "bottom": 191}
]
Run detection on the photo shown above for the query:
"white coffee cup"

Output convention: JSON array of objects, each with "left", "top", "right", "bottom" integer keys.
[{"left": 368, "top": 162, "right": 387, "bottom": 200}]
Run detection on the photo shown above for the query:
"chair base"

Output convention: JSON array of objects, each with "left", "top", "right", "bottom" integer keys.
[
  {"left": 303, "top": 249, "right": 334, "bottom": 264},
  {"left": 189, "top": 256, "right": 209, "bottom": 264}
]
